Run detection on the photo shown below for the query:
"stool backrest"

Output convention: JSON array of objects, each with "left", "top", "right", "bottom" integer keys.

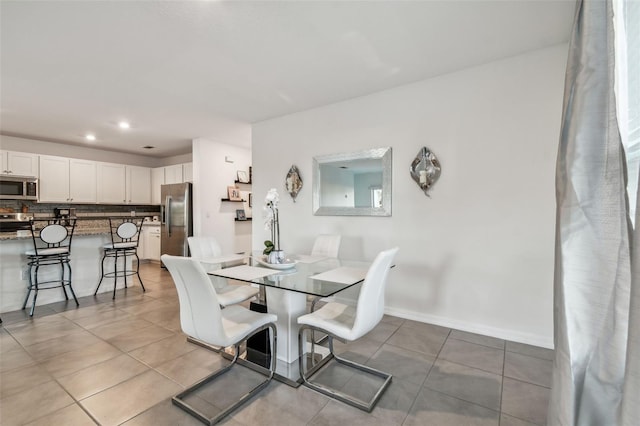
[
  {"left": 311, "top": 235, "right": 341, "bottom": 258},
  {"left": 29, "top": 219, "right": 76, "bottom": 255},
  {"left": 352, "top": 247, "right": 399, "bottom": 339},
  {"left": 161, "top": 254, "right": 227, "bottom": 345},
  {"left": 108, "top": 217, "right": 145, "bottom": 247}
]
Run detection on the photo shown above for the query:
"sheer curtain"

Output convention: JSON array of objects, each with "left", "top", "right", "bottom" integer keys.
[{"left": 548, "top": 0, "right": 639, "bottom": 425}]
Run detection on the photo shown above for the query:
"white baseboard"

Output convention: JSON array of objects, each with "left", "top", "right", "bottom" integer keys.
[{"left": 384, "top": 306, "right": 554, "bottom": 349}]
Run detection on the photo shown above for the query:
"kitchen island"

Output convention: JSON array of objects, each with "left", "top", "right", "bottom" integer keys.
[{"left": 0, "top": 215, "right": 157, "bottom": 313}]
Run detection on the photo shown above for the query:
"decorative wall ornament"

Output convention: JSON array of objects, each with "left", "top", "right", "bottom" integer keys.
[
  {"left": 410, "top": 147, "right": 441, "bottom": 197},
  {"left": 285, "top": 165, "right": 303, "bottom": 202}
]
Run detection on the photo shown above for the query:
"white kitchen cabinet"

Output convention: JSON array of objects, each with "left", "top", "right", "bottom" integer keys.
[
  {"left": 182, "top": 162, "right": 193, "bottom": 182},
  {"left": 164, "top": 164, "right": 183, "bottom": 184},
  {"left": 141, "top": 224, "right": 161, "bottom": 261},
  {"left": 69, "top": 159, "right": 98, "bottom": 203},
  {"left": 151, "top": 167, "right": 164, "bottom": 205},
  {"left": 97, "top": 162, "right": 127, "bottom": 204},
  {"left": 1, "top": 150, "right": 39, "bottom": 177},
  {"left": 126, "top": 166, "right": 151, "bottom": 204},
  {"left": 39, "top": 155, "right": 97, "bottom": 203}
]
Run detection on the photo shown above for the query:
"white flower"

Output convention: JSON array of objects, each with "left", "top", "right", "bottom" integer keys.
[
  {"left": 263, "top": 206, "right": 274, "bottom": 230},
  {"left": 265, "top": 188, "right": 279, "bottom": 209}
]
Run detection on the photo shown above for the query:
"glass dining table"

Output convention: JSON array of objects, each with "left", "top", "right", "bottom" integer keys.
[{"left": 197, "top": 252, "right": 371, "bottom": 386}]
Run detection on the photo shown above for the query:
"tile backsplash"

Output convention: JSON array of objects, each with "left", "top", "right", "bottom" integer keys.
[{"left": 0, "top": 200, "right": 160, "bottom": 215}]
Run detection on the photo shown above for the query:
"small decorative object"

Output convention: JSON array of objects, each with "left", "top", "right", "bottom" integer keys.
[
  {"left": 236, "top": 209, "right": 246, "bottom": 220},
  {"left": 248, "top": 193, "right": 253, "bottom": 207},
  {"left": 285, "top": 165, "right": 303, "bottom": 202},
  {"left": 410, "top": 147, "right": 441, "bottom": 197},
  {"left": 263, "top": 188, "right": 284, "bottom": 263},
  {"left": 227, "top": 186, "right": 242, "bottom": 201},
  {"left": 237, "top": 170, "right": 249, "bottom": 183}
]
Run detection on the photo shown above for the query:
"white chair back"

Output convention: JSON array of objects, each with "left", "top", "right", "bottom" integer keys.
[
  {"left": 351, "top": 247, "right": 399, "bottom": 338},
  {"left": 161, "top": 255, "right": 228, "bottom": 345},
  {"left": 188, "top": 236, "right": 222, "bottom": 259},
  {"left": 311, "top": 235, "right": 341, "bottom": 258}
]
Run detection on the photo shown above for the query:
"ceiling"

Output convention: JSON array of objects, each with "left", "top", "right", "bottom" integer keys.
[{"left": 0, "top": 1, "right": 575, "bottom": 158}]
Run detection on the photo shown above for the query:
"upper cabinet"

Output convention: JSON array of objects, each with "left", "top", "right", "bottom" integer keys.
[
  {"left": 1, "top": 150, "right": 39, "bottom": 177},
  {"left": 183, "top": 162, "right": 193, "bottom": 182},
  {"left": 164, "top": 164, "right": 183, "bottom": 184},
  {"left": 126, "top": 166, "right": 151, "bottom": 204},
  {"left": 150, "top": 163, "right": 192, "bottom": 204},
  {"left": 97, "top": 162, "right": 151, "bottom": 204},
  {"left": 39, "top": 155, "right": 97, "bottom": 203},
  {"left": 97, "top": 162, "right": 127, "bottom": 204},
  {"left": 151, "top": 167, "right": 164, "bottom": 205}
]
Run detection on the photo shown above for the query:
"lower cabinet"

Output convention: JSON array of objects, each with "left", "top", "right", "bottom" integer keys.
[{"left": 140, "top": 225, "right": 161, "bottom": 261}]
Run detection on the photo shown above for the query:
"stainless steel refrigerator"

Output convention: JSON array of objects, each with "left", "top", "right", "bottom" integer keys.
[{"left": 161, "top": 183, "right": 193, "bottom": 262}]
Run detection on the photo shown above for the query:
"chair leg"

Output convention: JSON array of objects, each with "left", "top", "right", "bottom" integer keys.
[
  {"left": 123, "top": 251, "right": 128, "bottom": 289},
  {"left": 60, "top": 258, "right": 69, "bottom": 300},
  {"left": 29, "top": 264, "right": 41, "bottom": 317},
  {"left": 95, "top": 251, "right": 107, "bottom": 295},
  {"left": 134, "top": 251, "right": 146, "bottom": 292},
  {"left": 172, "top": 324, "right": 277, "bottom": 425},
  {"left": 22, "top": 262, "right": 34, "bottom": 310},
  {"left": 112, "top": 251, "right": 118, "bottom": 299},
  {"left": 298, "top": 326, "right": 392, "bottom": 413},
  {"left": 65, "top": 260, "right": 79, "bottom": 306}
]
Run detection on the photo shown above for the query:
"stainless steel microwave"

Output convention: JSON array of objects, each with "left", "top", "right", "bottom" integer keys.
[{"left": 0, "top": 175, "right": 38, "bottom": 200}]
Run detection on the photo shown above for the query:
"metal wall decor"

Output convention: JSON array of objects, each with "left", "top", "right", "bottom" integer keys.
[
  {"left": 410, "top": 147, "right": 441, "bottom": 196},
  {"left": 285, "top": 165, "right": 303, "bottom": 202}
]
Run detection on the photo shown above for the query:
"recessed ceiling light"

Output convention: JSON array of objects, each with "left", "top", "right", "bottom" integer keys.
[
  {"left": 85, "top": 134, "right": 96, "bottom": 141},
  {"left": 118, "top": 121, "right": 130, "bottom": 129}
]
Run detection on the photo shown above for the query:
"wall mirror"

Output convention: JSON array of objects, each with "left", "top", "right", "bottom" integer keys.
[{"left": 312, "top": 147, "right": 392, "bottom": 216}]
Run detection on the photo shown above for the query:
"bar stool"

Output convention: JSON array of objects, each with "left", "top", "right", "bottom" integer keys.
[
  {"left": 23, "top": 218, "right": 78, "bottom": 316},
  {"left": 95, "top": 217, "right": 146, "bottom": 299}
]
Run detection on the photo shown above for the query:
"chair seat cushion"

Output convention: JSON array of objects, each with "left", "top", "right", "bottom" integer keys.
[
  {"left": 298, "top": 302, "right": 357, "bottom": 341},
  {"left": 25, "top": 247, "right": 69, "bottom": 256},
  {"left": 219, "top": 305, "right": 277, "bottom": 348},
  {"left": 104, "top": 242, "right": 138, "bottom": 249},
  {"left": 217, "top": 285, "right": 259, "bottom": 307}
]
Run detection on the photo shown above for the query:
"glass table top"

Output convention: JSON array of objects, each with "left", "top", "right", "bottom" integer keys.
[{"left": 205, "top": 253, "right": 371, "bottom": 298}]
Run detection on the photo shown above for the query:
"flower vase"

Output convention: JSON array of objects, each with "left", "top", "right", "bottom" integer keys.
[{"left": 268, "top": 250, "right": 285, "bottom": 264}]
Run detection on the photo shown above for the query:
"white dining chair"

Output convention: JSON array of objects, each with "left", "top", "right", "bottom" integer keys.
[
  {"left": 309, "top": 234, "right": 342, "bottom": 344},
  {"left": 188, "top": 236, "right": 259, "bottom": 307},
  {"left": 311, "top": 234, "right": 341, "bottom": 258},
  {"left": 297, "top": 247, "right": 399, "bottom": 412},
  {"left": 161, "top": 255, "right": 278, "bottom": 425}
]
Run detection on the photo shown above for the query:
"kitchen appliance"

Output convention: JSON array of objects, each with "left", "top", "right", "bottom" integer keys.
[
  {"left": 54, "top": 207, "right": 76, "bottom": 226},
  {"left": 161, "top": 183, "right": 193, "bottom": 262},
  {"left": 0, "top": 175, "right": 38, "bottom": 200},
  {"left": 0, "top": 212, "right": 34, "bottom": 233}
]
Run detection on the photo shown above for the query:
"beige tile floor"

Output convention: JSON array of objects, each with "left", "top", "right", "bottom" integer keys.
[{"left": 0, "top": 263, "right": 553, "bottom": 425}]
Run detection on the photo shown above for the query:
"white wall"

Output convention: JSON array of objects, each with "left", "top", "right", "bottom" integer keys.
[
  {"left": 192, "top": 138, "right": 252, "bottom": 254},
  {"left": 252, "top": 44, "right": 567, "bottom": 348}
]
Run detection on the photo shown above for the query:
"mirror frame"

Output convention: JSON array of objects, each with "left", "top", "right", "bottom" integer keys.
[{"left": 312, "top": 147, "right": 392, "bottom": 216}]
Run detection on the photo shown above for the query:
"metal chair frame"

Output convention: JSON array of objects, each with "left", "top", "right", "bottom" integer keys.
[
  {"left": 172, "top": 324, "right": 278, "bottom": 425},
  {"left": 23, "top": 218, "right": 78, "bottom": 316},
  {"left": 299, "top": 325, "right": 392, "bottom": 412},
  {"left": 95, "top": 217, "right": 147, "bottom": 299}
]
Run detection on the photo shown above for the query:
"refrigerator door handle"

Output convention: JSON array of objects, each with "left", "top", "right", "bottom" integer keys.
[{"left": 165, "top": 195, "right": 172, "bottom": 237}]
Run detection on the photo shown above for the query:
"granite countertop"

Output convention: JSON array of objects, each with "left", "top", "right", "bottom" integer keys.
[{"left": 0, "top": 214, "right": 159, "bottom": 241}]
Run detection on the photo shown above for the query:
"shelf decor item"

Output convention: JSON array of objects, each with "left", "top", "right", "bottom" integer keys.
[
  {"left": 236, "top": 209, "right": 246, "bottom": 220},
  {"left": 263, "top": 188, "right": 284, "bottom": 264},
  {"left": 227, "top": 186, "right": 242, "bottom": 201},
  {"left": 410, "top": 147, "right": 441, "bottom": 197},
  {"left": 285, "top": 165, "right": 303, "bottom": 202},
  {"left": 237, "top": 170, "right": 250, "bottom": 183}
]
